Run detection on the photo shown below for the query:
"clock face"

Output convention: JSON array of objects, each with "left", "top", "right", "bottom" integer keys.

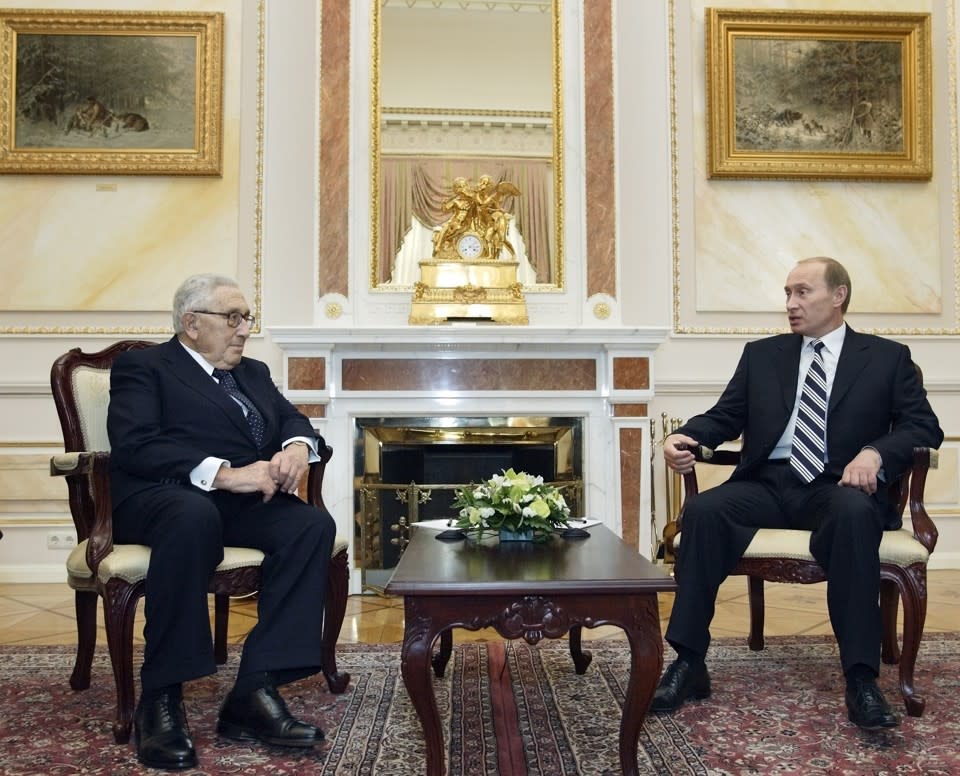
[{"left": 457, "top": 233, "right": 484, "bottom": 260}]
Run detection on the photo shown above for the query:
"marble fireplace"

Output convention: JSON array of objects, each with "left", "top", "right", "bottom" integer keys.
[{"left": 270, "top": 326, "right": 667, "bottom": 594}]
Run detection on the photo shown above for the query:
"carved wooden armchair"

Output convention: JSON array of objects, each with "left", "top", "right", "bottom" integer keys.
[
  {"left": 672, "top": 442, "right": 938, "bottom": 717},
  {"left": 50, "top": 340, "right": 351, "bottom": 743}
]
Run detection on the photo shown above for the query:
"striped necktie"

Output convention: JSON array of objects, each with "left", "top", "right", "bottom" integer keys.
[
  {"left": 212, "top": 368, "right": 265, "bottom": 447},
  {"left": 790, "top": 340, "right": 827, "bottom": 484}
]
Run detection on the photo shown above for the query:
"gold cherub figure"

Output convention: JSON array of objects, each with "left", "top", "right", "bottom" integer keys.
[{"left": 431, "top": 175, "right": 521, "bottom": 260}]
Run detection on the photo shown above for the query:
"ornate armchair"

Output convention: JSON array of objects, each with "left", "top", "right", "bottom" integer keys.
[
  {"left": 672, "top": 442, "right": 938, "bottom": 717},
  {"left": 50, "top": 340, "right": 351, "bottom": 743}
]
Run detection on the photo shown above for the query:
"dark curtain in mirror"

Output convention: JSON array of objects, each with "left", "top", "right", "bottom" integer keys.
[{"left": 379, "top": 156, "right": 552, "bottom": 285}]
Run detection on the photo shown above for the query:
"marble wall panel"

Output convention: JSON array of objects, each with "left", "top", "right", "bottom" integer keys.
[
  {"left": 0, "top": 0, "right": 247, "bottom": 315},
  {"left": 289, "top": 357, "right": 326, "bottom": 390},
  {"left": 295, "top": 404, "right": 327, "bottom": 419},
  {"left": 685, "top": 0, "right": 943, "bottom": 318},
  {"left": 613, "top": 404, "right": 649, "bottom": 417},
  {"left": 612, "top": 357, "right": 650, "bottom": 390},
  {"left": 340, "top": 358, "right": 597, "bottom": 392}
]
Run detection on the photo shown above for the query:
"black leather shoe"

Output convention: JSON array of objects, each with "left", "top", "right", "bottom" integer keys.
[
  {"left": 650, "top": 658, "right": 711, "bottom": 713},
  {"left": 217, "top": 685, "right": 323, "bottom": 747},
  {"left": 845, "top": 679, "right": 899, "bottom": 730},
  {"left": 134, "top": 690, "right": 197, "bottom": 770}
]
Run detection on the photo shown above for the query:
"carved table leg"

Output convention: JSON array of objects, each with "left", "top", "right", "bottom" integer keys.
[
  {"left": 401, "top": 598, "right": 446, "bottom": 776},
  {"left": 618, "top": 594, "right": 663, "bottom": 776}
]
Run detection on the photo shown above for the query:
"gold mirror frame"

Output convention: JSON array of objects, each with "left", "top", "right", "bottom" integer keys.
[{"left": 369, "top": 0, "right": 564, "bottom": 292}]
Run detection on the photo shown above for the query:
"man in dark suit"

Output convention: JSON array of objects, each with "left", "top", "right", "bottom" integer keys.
[
  {"left": 652, "top": 257, "right": 942, "bottom": 730},
  {"left": 107, "top": 274, "right": 337, "bottom": 770}
]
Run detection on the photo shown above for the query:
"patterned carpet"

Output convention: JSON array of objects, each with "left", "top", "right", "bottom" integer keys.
[{"left": 0, "top": 634, "right": 958, "bottom": 775}]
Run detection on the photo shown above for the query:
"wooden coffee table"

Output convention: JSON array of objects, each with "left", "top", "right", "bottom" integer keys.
[{"left": 384, "top": 524, "right": 676, "bottom": 776}]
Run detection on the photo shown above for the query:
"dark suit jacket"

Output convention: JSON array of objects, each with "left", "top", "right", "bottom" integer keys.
[
  {"left": 677, "top": 326, "right": 943, "bottom": 508},
  {"left": 107, "top": 336, "right": 316, "bottom": 509}
]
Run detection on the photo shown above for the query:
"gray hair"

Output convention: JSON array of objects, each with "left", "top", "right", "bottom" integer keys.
[{"left": 172, "top": 274, "right": 239, "bottom": 333}]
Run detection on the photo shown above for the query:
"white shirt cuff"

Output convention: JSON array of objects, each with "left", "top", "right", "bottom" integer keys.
[{"left": 190, "top": 457, "right": 229, "bottom": 491}]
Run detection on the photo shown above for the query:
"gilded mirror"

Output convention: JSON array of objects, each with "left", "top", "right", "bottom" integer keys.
[{"left": 370, "top": 0, "right": 563, "bottom": 290}]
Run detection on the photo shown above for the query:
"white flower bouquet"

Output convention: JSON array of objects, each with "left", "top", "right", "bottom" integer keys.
[{"left": 452, "top": 468, "right": 571, "bottom": 540}]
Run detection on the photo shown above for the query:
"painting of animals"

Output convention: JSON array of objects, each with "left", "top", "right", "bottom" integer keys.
[
  {"left": 15, "top": 33, "right": 195, "bottom": 151},
  {"left": 705, "top": 10, "right": 931, "bottom": 180},
  {"left": 0, "top": 10, "right": 221, "bottom": 175},
  {"left": 733, "top": 37, "right": 904, "bottom": 155}
]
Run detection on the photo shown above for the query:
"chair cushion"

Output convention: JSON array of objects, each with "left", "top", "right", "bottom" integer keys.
[
  {"left": 67, "top": 535, "right": 350, "bottom": 587},
  {"left": 673, "top": 527, "right": 928, "bottom": 568}
]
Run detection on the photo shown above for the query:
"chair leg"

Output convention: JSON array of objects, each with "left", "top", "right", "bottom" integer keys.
[
  {"left": 747, "top": 576, "right": 765, "bottom": 651},
  {"left": 70, "top": 590, "right": 98, "bottom": 691},
  {"left": 321, "top": 548, "right": 351, "bottom": 693},
  {"left": 102, "top": 579, "right": 144, "bottom": 744},
  {"left": 568, "top": 624, "right": 593, "bottom": 674},
  {"left": 886, "top": 565, "right": 928, "bottom": 717},
  {"left": 213, "top": 593, "right": 229, "bottom": 665},
  {"left": 432, "top": 630, "right": 453, "bottom": 678},
  {"left": 879, "top": 578, "right": 900, "bottom": 664}
]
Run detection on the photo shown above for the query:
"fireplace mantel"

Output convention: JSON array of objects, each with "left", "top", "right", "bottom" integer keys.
[
  {"left": 268, "top": 325, "right": 669, "bottom": 592},
  {"left": 269, "top": 326, "right": 669, "bottom": 351}
]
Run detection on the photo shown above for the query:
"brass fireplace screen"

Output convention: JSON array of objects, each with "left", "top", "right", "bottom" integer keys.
[{"left": 354, "top": 416, "right": 584, "bottom": 590}]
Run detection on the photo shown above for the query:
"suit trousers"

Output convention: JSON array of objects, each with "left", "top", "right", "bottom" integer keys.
[
  {"left": 666, "top": 461, "right": 889, "bottom": 674},
  {"left": 114, "top": 485, "right": 337, "bottom": 692}
]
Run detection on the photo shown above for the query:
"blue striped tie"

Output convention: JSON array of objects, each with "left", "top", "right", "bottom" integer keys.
[{"left": 790, "top": 340, "right": 827, "bottom": 484}]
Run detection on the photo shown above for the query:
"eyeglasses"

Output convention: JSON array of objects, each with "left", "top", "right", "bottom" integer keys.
[{"left": 191, "top": 310, "right": 256, "bottom": 328}]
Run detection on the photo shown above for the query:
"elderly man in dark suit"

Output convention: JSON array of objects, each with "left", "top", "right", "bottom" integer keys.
[
  {"left": 652, "top": 257, "right": 942, "bottom": 730},
  {"left": 107, "top": 274, "right": 337, "bottom": 770}
]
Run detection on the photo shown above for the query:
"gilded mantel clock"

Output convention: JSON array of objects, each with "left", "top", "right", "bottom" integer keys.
[{"left": 411, "top": 175, "right": 528, "bottom": 325}]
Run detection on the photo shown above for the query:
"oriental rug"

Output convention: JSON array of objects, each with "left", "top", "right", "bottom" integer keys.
[{"left": 0, "top": 635, "right": 958, "bottom": 775}]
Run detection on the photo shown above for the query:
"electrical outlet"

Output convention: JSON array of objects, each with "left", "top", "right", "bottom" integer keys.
[{"left": 46, "top": 531, "right": 76, "bottom": 550}]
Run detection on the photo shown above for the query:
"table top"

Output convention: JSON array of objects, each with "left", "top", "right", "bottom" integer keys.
[{"left": 385, "top": 524, "right": 676, "bottom": 597}]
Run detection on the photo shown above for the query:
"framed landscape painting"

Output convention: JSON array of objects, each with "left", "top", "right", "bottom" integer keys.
[
  {"left": 0, "top": 9, "right": 223, "bottom": 175},
  {"left": 705, "top": 9, "right": 931, "bottom": 180}
]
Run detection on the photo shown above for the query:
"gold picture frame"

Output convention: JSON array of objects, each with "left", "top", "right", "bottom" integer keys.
[
  {"left": 0, "top": 9, "right": 223, "bottom": 176},
  {"left": 706, "top": 9, "right": 931, "bottom": 180}
]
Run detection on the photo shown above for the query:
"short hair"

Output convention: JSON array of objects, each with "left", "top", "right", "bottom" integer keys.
[
  {"left": 172, "top": 273, "right": 239, "bottom": 334},
  {"left": 797, "top": 256, "right": 852, "bottom": 313}
]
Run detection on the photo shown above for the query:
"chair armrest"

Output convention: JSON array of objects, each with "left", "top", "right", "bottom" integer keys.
[
  {"left": 50, "top": 450, "right": 114, "bottom": 574},
  {"left": 50, "top": 452, "right": 92, "bottom": 477},
  {"left": 307, "top": 433, "right": 333, "bottom": 513},
  {"left": 678, "top": 444, "right": 738, "bottom": 503},
  {"left": 676, "top": 444, "right": 723, "bottom": 532},
  {"left": 906, "top": 447, "right": 938, "bottom": 554}
]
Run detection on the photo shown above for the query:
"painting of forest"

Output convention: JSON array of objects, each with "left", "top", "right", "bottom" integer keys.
[
  {"left": 733, "top": 37, "right": 903, "bottom": 155},
  {"left": 14, "top": 33, "right": 197, "bottom": 150}
]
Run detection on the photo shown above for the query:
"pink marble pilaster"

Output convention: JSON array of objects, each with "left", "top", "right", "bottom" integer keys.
[
  {"left": 619, "top": 426, "right": 643, "bottom": 549},
  {"left": 583, "top": 0, "right": 616, "bottom": 299},
  {"left": 318, "top": 0, "right": 350, "bottom": 297}
]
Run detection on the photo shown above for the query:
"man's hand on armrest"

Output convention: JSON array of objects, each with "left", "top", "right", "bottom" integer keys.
[{"left": 664, "top": 433, "right": 699, "bottom": 474}]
